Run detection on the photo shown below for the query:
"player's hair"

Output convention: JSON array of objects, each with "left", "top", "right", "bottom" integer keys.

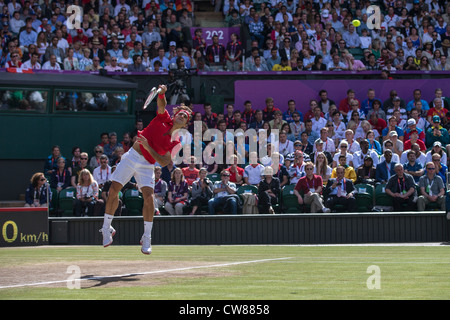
[{"left": 173, "top": 103, "right": 193, "bottom": 119}]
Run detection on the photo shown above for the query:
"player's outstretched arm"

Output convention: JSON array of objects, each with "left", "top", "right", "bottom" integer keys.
[{"left": 157, "top": 85, "right": 167, "bottom": 115}]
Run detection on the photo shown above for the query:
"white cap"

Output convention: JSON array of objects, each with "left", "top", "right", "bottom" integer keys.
[{"left": 169, "top": 41, "right": 176, "bottom": 47}]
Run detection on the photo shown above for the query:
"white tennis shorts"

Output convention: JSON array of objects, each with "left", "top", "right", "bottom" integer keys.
[{"left": 110, "top": 148, "right": 155, "bottom": 190}]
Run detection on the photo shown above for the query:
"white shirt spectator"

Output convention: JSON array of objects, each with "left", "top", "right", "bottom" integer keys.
[
  {"left": 22, "top": 59, "right": 41, "bottom": 70},
  {"left": 400, "top": 150, "right": 426, "bottom": 165},
  {"left": 93, "top": 165, "right": 112, "bottom": 186},
  {"left": 352, "top": 149, "right": 380, "bottom": 169},
  {"left": 311, "top": 117, "right": 327, "bottom": 133},
  {"left": 333, "top": 152, "right": 354, "bottom": 167},
  {"left": 243, "top": 163, "right": 264, "bottom": 185},
  {"left": 42, "top": 61, "right": 61, "bottom": 70},
  {"left": 278, "top": 139, "right": 295, "bottom": 157}
]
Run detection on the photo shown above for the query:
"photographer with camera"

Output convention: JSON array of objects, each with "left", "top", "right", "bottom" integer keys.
[
  {"left": 167, "top": 55, "right": 197, "bottom": 105},
  {"left": 189, "top": 168, "right": 214, "bottom": 215}
]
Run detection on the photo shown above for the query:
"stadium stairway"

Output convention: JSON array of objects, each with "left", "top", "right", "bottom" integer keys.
[{"left": 193, "top": 0, "right": 225, "bottom": 27}]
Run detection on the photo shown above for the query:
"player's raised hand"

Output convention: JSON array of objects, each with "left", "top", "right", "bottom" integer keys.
[{"left": 158, "top": 85, "right": 167, "bottom": 95}]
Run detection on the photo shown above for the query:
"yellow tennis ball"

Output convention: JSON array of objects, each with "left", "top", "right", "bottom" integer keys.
[{"left": 352, "top": 19, "right": 361, "bottom": 27}]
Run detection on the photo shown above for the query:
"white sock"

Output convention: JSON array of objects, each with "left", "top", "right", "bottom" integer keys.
[
  {"left": 102, "top": 214, "right": 114, "bottom": 229},
  {"left": 144, "top": 221, "right": 153, "bottom": 238}
]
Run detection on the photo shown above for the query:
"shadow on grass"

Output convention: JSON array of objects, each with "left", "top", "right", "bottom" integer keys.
[{"left": 81, "top": 273, "right": 142, "bottom": 288}]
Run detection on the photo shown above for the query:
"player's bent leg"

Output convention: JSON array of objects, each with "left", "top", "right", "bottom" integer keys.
[{"left": 140, "top": 186, "right": 155, "bottom": 255}]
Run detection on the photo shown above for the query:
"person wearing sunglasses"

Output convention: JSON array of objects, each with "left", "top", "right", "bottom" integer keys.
[
  {"left": 25, "top": 172, "right": 51, "bottom": 208},
  {"left": 101, "top": 85, "right": 191, "bottom": 255},
  {"left": 417, "top": 162, "right": 446, "bottom": 211},
  {"left": 5, "top": 50, "right": 22, "bottom": 69},
  {"left": 71, "top": 152, "right": 93, "bottom": 188},
  {"left": 208, "top": 170, "right": 238, "bottom": 215}
]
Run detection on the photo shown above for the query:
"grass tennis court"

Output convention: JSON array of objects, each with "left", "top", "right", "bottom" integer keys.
[{"left": 0, "top": 244, "right": 449, "bottom": 300}]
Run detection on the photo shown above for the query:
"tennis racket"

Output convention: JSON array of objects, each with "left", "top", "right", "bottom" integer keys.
[{"left": 142, "top": 87, "right": 163, "bottom": 110}]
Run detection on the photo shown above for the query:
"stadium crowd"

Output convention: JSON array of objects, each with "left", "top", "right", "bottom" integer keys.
[
  {"left": 1, "top": 0, "right": 450, "bottom": 71},
  {"left": 27, "top": 86, "right": 450, "bottom": 215}
]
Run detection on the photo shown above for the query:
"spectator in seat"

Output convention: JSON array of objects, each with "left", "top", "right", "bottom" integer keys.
[
  {"left": 403, "top": 150, "right": 424, "bottom": 183},
  {"left": 375, "top": 149, "right": 397, "bottom": 184},
  {"left": 244, "top": 151, "right": 264, "bottom": 186},
  {"left": 74, "top": 169, "right": 99, "bottom": 216},
  {"left": 294, "top": 161, "right": 330, "bottom": 213},
  {"left": 182, "top": 156, "right": 200, "bottom": 186},
  {"left": 50, "top": 157, "right": 71, "bottom": 193},
  {"left": 103, "top": 132, "right": 123, "bottom": 159},
  {"left": 165, "top": 167, "right": 189, "bottom": 215},
  {"left": 258, "top": 166, "right": 281, "bottom": 214},
  {"left": 189, "top": 168, "right": 214, "bottom": 215},
  {"left": 42, "top": 54, "right": 62, "bottom": 70},
  {"left": 331, "top": 153, "right": 357, "bottom": 183},
  {"left": 323, "top": 165, "right": 357, "bottom": 212},
  {"left": 417, "top": 162, "right": 446, "bottom": 211},
  {"left": 385, "top": 163, "right": 417, "bottom": 211},
  {"left": 25, "top": 172, "right": 51, "bottom": 208},
  {"left": 44, "top": 145, "right": 66, "bottom": 176},
  {"left": 93, "top": 155, "right": 112, "bottom": 189},
  {"left": 425, "top": 116, "right": 450, "bottom": 149},
  {"left": 208, "top": 170, "right": 238, "bottom": 215},
  {"left": 226, "top": 154, "right": 244, "bottom": 186},
  {"left": 71, "top": 152, "right": 93, "bottom": 188}
]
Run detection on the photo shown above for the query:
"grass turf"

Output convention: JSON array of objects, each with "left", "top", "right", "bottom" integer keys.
[{"left": 0, "top": 245, "right": 449, "bottom": 300}]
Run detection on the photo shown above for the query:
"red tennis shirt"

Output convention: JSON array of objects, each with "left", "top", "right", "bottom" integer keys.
[{"left": 138, "top": 110, "right": 181, "bottom": 164}]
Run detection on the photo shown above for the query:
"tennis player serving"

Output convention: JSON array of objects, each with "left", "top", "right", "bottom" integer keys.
[{"left": 100, "top": 84, "right": 191, "bottom": 254}]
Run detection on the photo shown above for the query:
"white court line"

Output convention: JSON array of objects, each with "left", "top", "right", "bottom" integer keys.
[{"left": 0, "top": 257, "right": 292, "bottom": 289}]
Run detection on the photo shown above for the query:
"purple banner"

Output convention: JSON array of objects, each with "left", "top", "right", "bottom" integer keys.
[
  {"left": 234, "top": 79, "right": 450, "bottom": 114},
  {"left": 190, "top": 27, "right": 240, "bottom": 48}
]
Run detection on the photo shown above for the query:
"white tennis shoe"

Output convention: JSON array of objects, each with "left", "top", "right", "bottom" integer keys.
[
  {"left": 140, "top": 235, "right": 152, "bottom": 255},
  {"left": 100, "top": 226, "right": 116, "bottom": 247}
]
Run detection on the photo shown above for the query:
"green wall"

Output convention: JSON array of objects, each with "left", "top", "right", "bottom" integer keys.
[{"left": 0, "top": 113, "right": 135, "bottom": 160}]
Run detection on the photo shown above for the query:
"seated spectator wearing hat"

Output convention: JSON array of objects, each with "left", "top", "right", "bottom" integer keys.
[
  {"left": 403, "top": 129, "right": 426, "bottom": 152},
  {"left": 425, "top": 116, "right": 450, "bottom": 149},
  {"left": 425, "top": 141, "right": 447, "bottom": 166},
  {"left": 403, "top": 117, "right": 425, "bottom": 142},
  {"left": 89, "top": 39, "right": 105, "bottom": 62}
]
